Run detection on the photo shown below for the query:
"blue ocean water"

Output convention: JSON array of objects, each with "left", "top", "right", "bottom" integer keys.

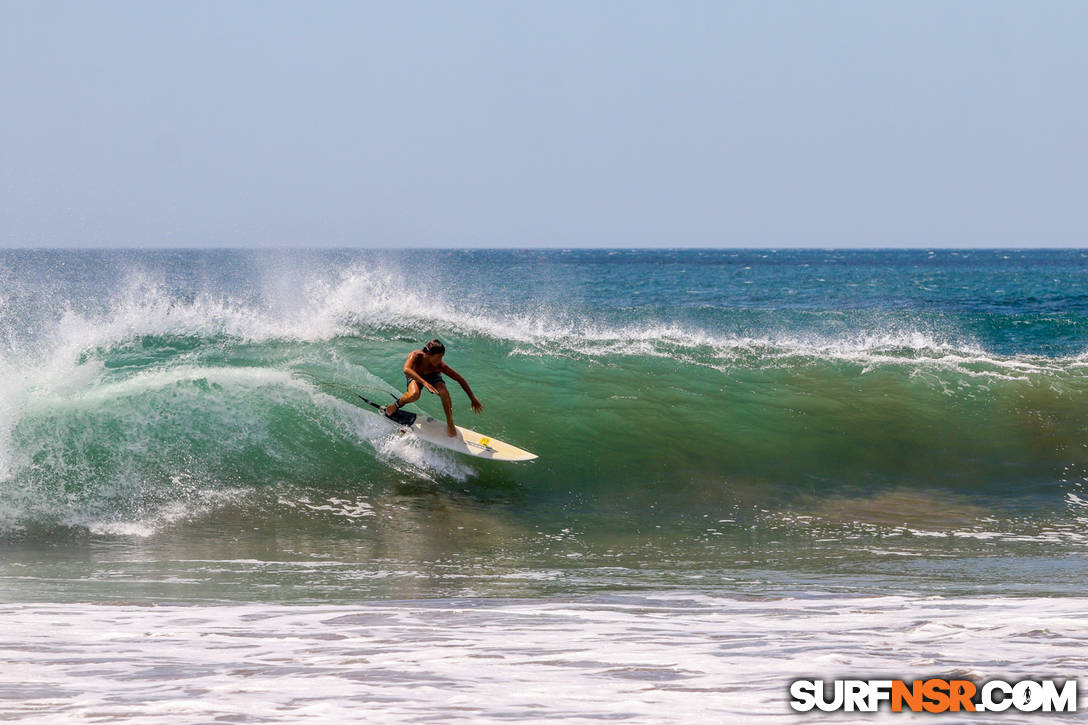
[{"left": 0, "top": 248, "right": 1085, "bottom": 603}]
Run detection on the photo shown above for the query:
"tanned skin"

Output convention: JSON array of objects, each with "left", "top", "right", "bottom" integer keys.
[{"left": 384, "top": 349, "right": 483, "bottom": 437}]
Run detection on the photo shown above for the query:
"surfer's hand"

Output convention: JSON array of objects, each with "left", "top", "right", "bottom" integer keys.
[
  {"left": 424, "top": 383, "right": 439, "bottom": 395},
  {"left": 470, "top": 398, "right": 483, "bottom": 414}
]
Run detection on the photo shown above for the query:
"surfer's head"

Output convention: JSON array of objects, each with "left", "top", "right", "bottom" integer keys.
[{"left": 422, "top": 339, "right": 445, "bottom": 358}]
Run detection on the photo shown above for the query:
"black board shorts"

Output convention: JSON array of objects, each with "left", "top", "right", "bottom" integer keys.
[{"left": 407, "top": 371, "right": 444, "bottom": 392}]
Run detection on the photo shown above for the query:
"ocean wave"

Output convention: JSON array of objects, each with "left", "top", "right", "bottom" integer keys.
[
  {"left": 7, "top": 261, "right": 1081, "bottom": 382},
  {"left": 1, "top": 256, "right": 1086, "bottom": 538},
  {"left": 0, "top": 362, "right": 473, "bottom": 535}
]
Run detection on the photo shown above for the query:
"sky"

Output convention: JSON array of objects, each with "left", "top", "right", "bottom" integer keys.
[{"left": 1, "top": 0, "right": 1086, "bottom": 248}]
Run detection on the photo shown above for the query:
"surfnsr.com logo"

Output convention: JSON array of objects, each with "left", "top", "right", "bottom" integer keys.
[{"left": 790, "top": 679, "right": 1078, "bottom": 714}]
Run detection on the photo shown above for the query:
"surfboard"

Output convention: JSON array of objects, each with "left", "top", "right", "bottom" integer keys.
[{"left": 357, "top": 394, "right": 538, "bottom": 462}]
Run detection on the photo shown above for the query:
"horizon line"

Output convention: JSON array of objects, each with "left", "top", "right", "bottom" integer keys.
[{"left": 2, "top": 245, "right": 1086, "bottom": 252}]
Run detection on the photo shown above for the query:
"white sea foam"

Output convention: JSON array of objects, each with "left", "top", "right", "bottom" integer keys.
[
  {"left": 284, "top": 266, "right": 1073, "bottom": 378},
  {"left": 0, "top": 592, "right": 1084, "bottom": 723},
  {"left": 76, "top": 488, "right": 250, "bottom": 538},
  {"left": 6, "top": 260, "right": 1081, "bottom": 396}
]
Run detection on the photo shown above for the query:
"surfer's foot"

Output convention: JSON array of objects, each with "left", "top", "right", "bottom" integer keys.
[
  {"left": 447, "top": 425, "right": 457, "bottom": 438},
  {"left": 383, "top": 403, "right": 397, "bottom": 417}
]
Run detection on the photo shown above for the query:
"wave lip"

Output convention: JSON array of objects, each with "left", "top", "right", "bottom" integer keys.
[
  {"left": 511, "top": 324, "right": 1079, "bottom": 382},
  {"left": 5, "top": 258, "right": 1085, "bottom": 377}
]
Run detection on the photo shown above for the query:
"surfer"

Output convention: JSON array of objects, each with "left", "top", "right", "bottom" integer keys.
[{"left": 383, "top": 339, "right": 483, "bottom": 437}]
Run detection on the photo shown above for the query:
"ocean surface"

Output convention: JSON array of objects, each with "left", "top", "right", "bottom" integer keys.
[{"left": 1, "top": 248, "right": 1086, "bottom": 722}]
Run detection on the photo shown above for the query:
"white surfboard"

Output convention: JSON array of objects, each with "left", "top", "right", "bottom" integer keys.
[
  {"left": 290, "top": 373, "right": 537, "bottom": 462},
  {"left": 352, "top": 392, "right": 536, "bottom": 461},
  {"left": 385, "top": 412, "right": 537, "bottom": 462}
]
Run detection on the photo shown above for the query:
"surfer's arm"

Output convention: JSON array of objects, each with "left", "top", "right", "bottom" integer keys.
[{"left": 442, "top": 365, "right": 484, "bottom": 413}]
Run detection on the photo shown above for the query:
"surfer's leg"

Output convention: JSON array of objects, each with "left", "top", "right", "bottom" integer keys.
[
  {"left": 385, "top": 381, "right": 421, "bottom": 416},
  {"left": 435, "top": 382, "right": 456, "bottom": 437}
]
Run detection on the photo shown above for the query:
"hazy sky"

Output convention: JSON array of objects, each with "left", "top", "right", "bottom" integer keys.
[{"left": 2, "top": 1, "right": 1085, "bottom": 248}]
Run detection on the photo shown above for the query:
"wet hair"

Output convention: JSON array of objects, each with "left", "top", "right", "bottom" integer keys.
[{"left": 422, "top": 339, "right": 445, "bottom": 355}]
